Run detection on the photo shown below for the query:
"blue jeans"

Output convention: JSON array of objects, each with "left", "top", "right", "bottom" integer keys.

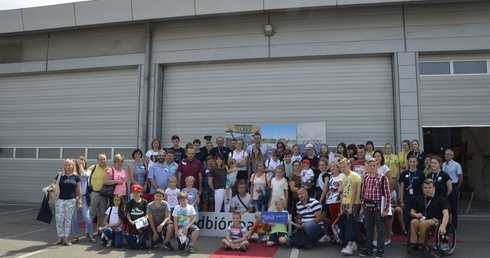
[
  {"left": 102, "top": 227, "right": 123, "bottom": 248},
  {"left": 302, "top": 222, "right": 323, "bottom": 244},
  {"left": 71, "top": 195, "right": 94, "bottom": 237},
  {"left": 253, "top": 200, "right": 266, "bottom": 212}
]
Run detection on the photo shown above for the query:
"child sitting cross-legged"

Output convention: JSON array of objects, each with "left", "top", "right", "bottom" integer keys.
[
  {"left": 248, "top": 211, "right": 270, "bottom": 244},
  {"left": 266, "top": 198, "right": 289, "bottom": 247},
  {"left": 221, "top": 211, "right": 249, "bottom": 252}
]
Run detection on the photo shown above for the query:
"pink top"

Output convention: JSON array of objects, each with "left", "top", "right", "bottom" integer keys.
[{"left": 109, "top": 168, "right": 127, "bottom": 196}]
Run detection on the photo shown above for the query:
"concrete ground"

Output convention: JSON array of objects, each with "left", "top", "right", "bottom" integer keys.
[{"left": 0, "top": 199, "right": 489, "bottom": 258}]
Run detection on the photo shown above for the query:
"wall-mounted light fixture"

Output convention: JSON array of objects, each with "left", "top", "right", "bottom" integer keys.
[{"left": 263, "top": 24, "right": 274, "bottom": 36}]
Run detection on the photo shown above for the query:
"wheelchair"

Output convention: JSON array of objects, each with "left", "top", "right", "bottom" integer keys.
[{"left": 424, "top": 221, "right": 457, "bottom": 258}]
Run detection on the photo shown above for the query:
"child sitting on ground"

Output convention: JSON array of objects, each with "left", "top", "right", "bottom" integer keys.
[
  {"left": 248, "top": 211, "right": 270, "bottom": 244},
  {"left": 266, "top": 198, "right": 289, "bottom": 247},
  {"left": 222, "top": 211, "right": 249, "bottom": 252},
  {"left": 300, "top": 159, "right": 314, "bottom": 187}
]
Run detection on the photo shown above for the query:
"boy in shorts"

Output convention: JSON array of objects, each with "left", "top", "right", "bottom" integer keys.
[
  {"left": 173, "top": 192, "right": 200, "bottom": 253},
  {"left": 147, "top": 188, "right": 175, "bottom": 250},
  {"left": 222, "top": 211, "right": 249, "bottom": 251},
  {"left": 266, "top": 198, "right": 289, "bottom": 246}
]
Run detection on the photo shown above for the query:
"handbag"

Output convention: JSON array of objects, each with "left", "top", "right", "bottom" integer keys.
[
  {"left": 100, "top": 168, "right": 116, "bottom": 197},
  {"left": 36, "top": 194, "right": 53, "bottom": 224},
  {"left": 47, "top": 172, "right": 61, "bottom": 201}
]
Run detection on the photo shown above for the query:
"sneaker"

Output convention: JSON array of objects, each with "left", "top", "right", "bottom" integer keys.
[
  {"left": 164, "top": 241, "right": 175, "bottom": 251},
  {"left": 152, "top": 244, "right": 160, "bottom": 248},
  {"left": 358, "top": 250, "right": 372, "bottom": 257},
  {"left": 224, "top": 245, "right": 231, "bottom": 251},
  {"left": 390, "top": 231, "right": 394, "bottom": 236},
  {"left": 374, "top": 251, "right": 384, "bottom": 258},
  {"left": 352, "top": 243, "right": 358, "bottom": 251},
  {"left": 188, "top": 245, "right": 195, "bottom": 253},
  {"left": 440, "top": 243, "right": 450, "bottom": 252},
  {"left": 239, "top": 246, "right": 246, "bottom": 252},
  {"left": 106, "top": 239, "right": 112, "bottom": 247},
  {"left": 341, "top": 246, "right": 353, "bottom": 255},
  {"left": 319, "top": 235, "right": 331, "bottom": 243},
  {"left": 384, "top": 239, "right": 391, "bottom": 246}
]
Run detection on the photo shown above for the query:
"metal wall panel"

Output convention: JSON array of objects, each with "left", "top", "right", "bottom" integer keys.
[
  {"left": 161, "top": 57, "right": 394, "bottom": 148},
  {"left": 0, "top": 69, "right": 140, "bottom": 147}
]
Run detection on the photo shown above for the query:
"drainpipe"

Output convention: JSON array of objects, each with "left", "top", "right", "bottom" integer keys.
[{"left": 140, "top": 21, "right": 152, "bottom": 151}]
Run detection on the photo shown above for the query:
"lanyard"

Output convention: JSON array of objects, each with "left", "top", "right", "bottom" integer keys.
[
  {"left": 431, "top": 171, "right": 440, "bottom": 181},
  {"left": 424, "top": 197, "right": 432, "bottom": 217},
  {"left": 407, "top": 171, "right": 416, "bottom": 190}
]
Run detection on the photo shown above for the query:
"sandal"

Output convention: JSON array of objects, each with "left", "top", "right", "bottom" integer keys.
[
  {"left": 64, "top": 241, "right": 73, "bottom": 246},
  {"left": 89, "top": 236, "right": 97, "bottom": 243},
  {"left": 71, "top": 237, "right": 79, "bottom": 243},
  {"left": 51, "top": 238, "right": 63, "bottom": 246}
]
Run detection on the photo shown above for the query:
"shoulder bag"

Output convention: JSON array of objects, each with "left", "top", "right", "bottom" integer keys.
[
  {"left": 100, "top": 168, "right": 116, "bottom": 197},
  {"left": 48, "top": 172, "right": 62, "bottom": 200}
]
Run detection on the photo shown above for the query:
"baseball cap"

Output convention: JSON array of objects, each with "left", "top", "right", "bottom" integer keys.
[
  {"left": 302, "top": 159, "right": 311, "bottom": 166},
  {"left": 131, "top": 184, "right": 142, "bottom": 193},
  {"left": 306, "top": 143, "right": 314, "bottom": 149}
]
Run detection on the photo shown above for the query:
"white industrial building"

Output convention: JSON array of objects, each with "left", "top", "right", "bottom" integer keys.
[{"left": 0, "top": 0, "right": 489, "bottom": 203}]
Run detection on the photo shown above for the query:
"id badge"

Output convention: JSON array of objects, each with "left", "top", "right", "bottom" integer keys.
[{"left": 409, "top": 189, "right": 414, "bottom": 195}]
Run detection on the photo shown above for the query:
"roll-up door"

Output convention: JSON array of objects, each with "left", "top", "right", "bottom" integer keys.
[
  {"left": 419, "top": 54, "right": 490, "bottom": 127},
  {"left": 0, "top": 68, "right": 139, "bottom": 202},
  {"left": 0, "top": 68, "right": 139, "bottom": 147},
  {"left": 162, "top": 57, "right": 394, "bottom": 147}
]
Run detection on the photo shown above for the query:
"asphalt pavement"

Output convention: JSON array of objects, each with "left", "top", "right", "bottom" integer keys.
[{"left": 1, "top": 200, "right": 489, "bottom": 258}]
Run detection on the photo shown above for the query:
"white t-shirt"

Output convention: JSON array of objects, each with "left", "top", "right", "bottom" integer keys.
[
  {"left": 229, "top": 150, "right": 248, "bottom": 171},
  {"left": 165, "top": 188, "right": 180, "bottom": 209},
  {"left": 301, "top": 169, "right": 314, "bottom": 183},
  {"left": 146, "top": 149, "right": 163, "bottom": 170},
  {"left": 291, "top": 155, "right": 303, "bottom": 163},
  {"left": 377, "top": 164, "right": 390, "bottom": 176},
  {"left": 327, "top": 173, "right": 345, "bottom": 204},
  {"left": 230, "top": 193, "right": 252, "bottom": 213},
  {"left": 172, "top": 204, "right": 197, "bottom": 228},
  {"left": 266, "top": 158, "right": 282, "bottom": 179},
  {"left": 105, "top": 206, "right": 123, "bottom": 231}
]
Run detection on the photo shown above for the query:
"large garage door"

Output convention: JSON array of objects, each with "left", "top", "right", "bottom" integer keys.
[
  {"left": 162, "top": 57, "right": 394, "bottom": 147},
  {"left": 0, "top": 68, "right": 139, "bottom": 202},
  {"left": 419, "top": 54, "right": 490, "bottom": 127}
]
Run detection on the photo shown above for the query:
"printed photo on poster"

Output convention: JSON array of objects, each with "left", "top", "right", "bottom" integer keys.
[
  {"left": 259, "top": 124, "right": 297, "bottom": 157},
  {"left": 297, "top": 122, "right": 326, "bottom": 156},
  {"left": 225, "top": 123, "right": 260, "bottom": 148}
]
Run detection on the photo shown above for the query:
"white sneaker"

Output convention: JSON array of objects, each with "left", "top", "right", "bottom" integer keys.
[
  {"left": 352, "top": 242, "right": 358, "bottom": 251},
  {"left": 319, "top": 235, "right": 331, "bottom": 243},
  {"left": 384, "top": 239, "right": 391, "bottom": 246},
  {"left": 106, "top": 239, "right": 112, "bottom": 247},
  {"left": 341, "top": 246, "right": 353, "bottom": 255}
]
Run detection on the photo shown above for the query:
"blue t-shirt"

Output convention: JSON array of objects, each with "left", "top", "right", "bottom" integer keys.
[
  {"left": 182, "top": 187, "right": 199, "bottom": 206},
  {"left": 56, "top": 174, "right": 80, "bottom": 200},
  {"left": 202, "top": 166, "right": 212, "bottom": 192}
]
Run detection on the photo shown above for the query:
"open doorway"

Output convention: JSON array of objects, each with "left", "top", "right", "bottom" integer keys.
[{"left": 423, "top": 127, "right": 490, "bottom": 202}]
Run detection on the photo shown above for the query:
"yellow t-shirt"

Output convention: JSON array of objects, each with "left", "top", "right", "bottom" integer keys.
[
  {"left": 341, "top": 171, "right": 361, "bottom": 205},
  {"left": 398, "top": 151, "right": 409, "bottom": 171},
  {"left": 384, "top": 154, "right": 399, "bottom": 178},
  {"left": 90, "top": 165, "right": 109, "bottom": 192}
]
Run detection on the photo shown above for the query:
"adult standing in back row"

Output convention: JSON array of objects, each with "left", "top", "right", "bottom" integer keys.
[
  {"left": 89, "top": 154, "right": 110, "bottom": 232},
  {"left": 246, "top": 132, "right": 269, "bottom": 160},
  {"left": 442, "top": 149, "right": 462, "bottom": 230},
  {"left": 212, "top": 136, "right": 231, "bottom": 164},
  {"left": 407, "top": 140, "right": 426, "bottom": 172},
  {"left": 168, "top": 135, "right": 186, "bottom": 164},
  {"left": 177, "top": 147, "right": 203, "bottom": 193}
]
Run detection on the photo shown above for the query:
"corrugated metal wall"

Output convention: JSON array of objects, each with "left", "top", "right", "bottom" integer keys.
[{"left": 161, "top": 57, "right": 395, "bottom": 147}]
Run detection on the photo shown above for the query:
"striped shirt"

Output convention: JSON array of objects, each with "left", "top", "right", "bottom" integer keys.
[
  {"left": 361, "top": 173, "right": 391, "bottom": 212},
  {"left": 296, "top": 198, "right": 323, "bottom": 224}
]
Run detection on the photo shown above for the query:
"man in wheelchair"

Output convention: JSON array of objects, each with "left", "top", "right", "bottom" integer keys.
[{"left": 407, "top": 178, "right": 449, "bottom": 254}]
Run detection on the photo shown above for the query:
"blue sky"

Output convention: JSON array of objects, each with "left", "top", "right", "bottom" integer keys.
[
  {"left": 0, "top": 0, "right": 90, "bottom": 11},
  {"left": 260, "top": 124, "right": 297, "bottom": 140}
]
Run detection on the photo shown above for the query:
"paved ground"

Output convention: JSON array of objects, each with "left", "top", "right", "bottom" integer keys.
[{"left": 1, "top": 200, "right": 489, "bottom": 258}]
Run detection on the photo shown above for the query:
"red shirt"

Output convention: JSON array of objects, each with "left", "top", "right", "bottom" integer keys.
[{"left": 177, "top": 158, "right": 203, "bottom": 189}]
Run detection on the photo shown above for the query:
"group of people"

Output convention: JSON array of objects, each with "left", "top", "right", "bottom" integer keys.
[{"left": 47, "top": 134, "right": 462, "bottom": 258}]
